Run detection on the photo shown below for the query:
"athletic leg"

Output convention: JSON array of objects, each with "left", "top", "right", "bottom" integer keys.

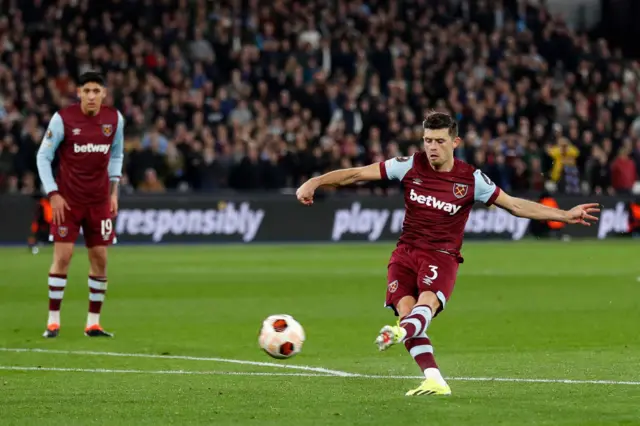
[
  {"left": 404, "top": 294, "right": 443, "bottom": 386},
  {"left": 376, "top": 253, "right": 418, "bottom": 350},
  {"left": 44, "top": 205, "right": 81, "bottom": 338},
  {"left": 83, "top": 206, "right": 114, "bottom": 337},
  {"left": 43, "top": 243, "right": 75, "bottom": 337},
  {"left": 404, "top": 251, "right": 459, "bottom": 396},
  {"left": 86, "top": 246, "right": 110, "bottom": 332}
]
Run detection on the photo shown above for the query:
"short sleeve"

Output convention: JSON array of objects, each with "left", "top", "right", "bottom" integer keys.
[
  {"left": 380, "top": 155, "right": 414, "bottom": 181},
  {"left": 473, "top": 169, "right": 500, "bottom": 205}
]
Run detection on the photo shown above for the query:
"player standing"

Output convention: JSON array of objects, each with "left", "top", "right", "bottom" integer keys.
[
  {"left": 36, "top": 71, "right": 124, "bottom": 338},
  {"left": 296, "top": 112, "right": 599, "bottom": 396}
]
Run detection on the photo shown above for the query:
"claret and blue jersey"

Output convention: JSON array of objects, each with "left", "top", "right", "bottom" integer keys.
[
  {"left": 36, "top": 104, "right": 125, "bottom": 206},
  {"left": 379, "top": 152, "right": 501, "bottom": 259}
]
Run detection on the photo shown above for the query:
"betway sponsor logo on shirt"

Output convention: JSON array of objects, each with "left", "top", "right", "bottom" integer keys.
[
  {"left": 409, "top": 189, "right": 461, "bottom": 215},
  {"left": 331, "top": 202, "right": 530, "bottom": 241},
  {"left": 115, "top": 202, "right": 264, "bottom": 242},
  {"left": 74, "top": 143, "right": 110, "bottom": 154}
]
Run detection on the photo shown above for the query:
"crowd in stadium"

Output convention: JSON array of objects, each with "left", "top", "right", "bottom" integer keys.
[{"left": 0, "top": 0, "right": 639, "bottom": 196}]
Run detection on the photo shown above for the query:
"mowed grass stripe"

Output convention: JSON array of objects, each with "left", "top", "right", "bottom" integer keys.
[{"left": 3, "top": 364, "right": 640, "bottom": 386}]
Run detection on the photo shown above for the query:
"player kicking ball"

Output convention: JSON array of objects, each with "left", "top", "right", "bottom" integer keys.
[
  {"left": 296, "top": 112, "right": 599, "bottom": 396},
  {"left": 36, "top": 71, "right": 124, "bottom": 338}
]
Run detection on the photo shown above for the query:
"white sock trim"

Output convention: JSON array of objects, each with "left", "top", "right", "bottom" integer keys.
[
  {"left": 410, "top": 344, "right": 434, "bottom": 358},
  {"left": 400, "top": 318, "right": 422, "bottom": 339},
  {"left": 48, "top": 291, "right": 64, "bottom": 299},
  {"left": 88, "top": 278, "right": 108, "bottom": 291},
  {"left": 412, "top": 305, "right": 432, "bottom": 318},
  {"left": 89, "top": 292, "right": 106, "bottom": 302},
  {"left": 410, "top": 306, "right": 433, "bottom": 335},
  {"left": 48, "top": 277, "right": 67, "bottom": 287}
]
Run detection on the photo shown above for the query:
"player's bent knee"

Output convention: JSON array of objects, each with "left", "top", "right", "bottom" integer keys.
[{"left": 417, "top": 291, "right": 442, "bottom": 315}]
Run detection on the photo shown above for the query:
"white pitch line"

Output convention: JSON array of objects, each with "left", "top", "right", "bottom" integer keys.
[
  {"left": 2, "top": 365, "right": 639, "bottom": 386},
  {"left": 0, "top": 366, "right": 333, "bottom": 377},
  {"left": 343, "top": 375, "right": 640, "bottom": 385},
  {"left": 2, "top": 348, "right": 639, "bottom": 386},
  {"left": 0, "top": 348, "right": 358, "bottom": 377},
  {"left": 444, "top": 376, "right": 640, "bottom": 386}
]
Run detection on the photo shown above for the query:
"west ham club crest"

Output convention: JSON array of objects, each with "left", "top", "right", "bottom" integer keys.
[
  {"left": 453, "top": 183, "right": 468, "bottom": 199},
  {"left": 387, "top": 280, "right": 399, "bottom": 293},
  {"left": 58, "top": 226, "right": 69, "bottom": 237},
  {"left": 102, "top": 124, "right": 113, "bottom": 137}
]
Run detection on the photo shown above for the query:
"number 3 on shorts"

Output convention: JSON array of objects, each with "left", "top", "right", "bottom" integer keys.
[
  {"left": 101, "top": 218, "right": 113, "bottom": 237},
  {"left": 422, "top": 265, "right": 438, "bottom": 285}
]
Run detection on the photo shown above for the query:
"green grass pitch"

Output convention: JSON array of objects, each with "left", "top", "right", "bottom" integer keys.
[{"left": 1, "top": 241, "right": 639, "bottom": 425}]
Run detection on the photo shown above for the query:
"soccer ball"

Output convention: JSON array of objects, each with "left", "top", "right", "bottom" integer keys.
[{"left": 259, "top": 314, "right": 305, "bottom": 359}]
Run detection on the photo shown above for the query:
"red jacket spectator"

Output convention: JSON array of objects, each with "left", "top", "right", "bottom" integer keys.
[{"left": 611, "top": 150, "right": 637, "bottom": 192}]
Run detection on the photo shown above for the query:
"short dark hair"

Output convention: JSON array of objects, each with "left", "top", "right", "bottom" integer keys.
[
  {"left": 423, "top": 111, "right": 458, "bottom": 138},
  {"left": 78, "top": 71, "right": 105, "bottom": 87}
]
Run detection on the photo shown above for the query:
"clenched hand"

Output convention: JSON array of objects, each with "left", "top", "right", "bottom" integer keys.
[{"left": 296, "top": 181, "right": 317, "bottom": 205}]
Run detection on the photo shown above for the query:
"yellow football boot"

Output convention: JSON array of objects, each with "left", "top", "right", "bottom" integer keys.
[{"left": 405, "top": 378, "right": 452, "bottom": 396}]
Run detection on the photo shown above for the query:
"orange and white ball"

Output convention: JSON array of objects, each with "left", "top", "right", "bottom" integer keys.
[{"left": 259, "top": 314, "right": 306, "bottom": 359}]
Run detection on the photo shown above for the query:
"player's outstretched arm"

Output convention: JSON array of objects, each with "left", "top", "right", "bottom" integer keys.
[
  {"left": 296, "top": 163, "right": 382, "bottom": 205},
  {"left": 494, "top": 191, "right": 600, "bottom": 226}
]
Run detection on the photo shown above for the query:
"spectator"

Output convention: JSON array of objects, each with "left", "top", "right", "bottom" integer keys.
[
  {"left": 589, "top": 146, "right": 613, "bottom": 195},
  {"left": 230, "top": 143, "right": 262, "bottom": 191},
  {"left": 547, "top": 138, "right": 580, "bottom": 186},
  {"left": 0, "top": 137, "right": 17, "bottom": 190},
  {"left": 189, "top": 28, "right": 215, "bottom": 63},
  {"left": 261, "top": 150, "right": 288, "bottom": 190},
  {"left": 118, "top": 174, "right": 136, "bottom": 195},
  {"left": 199, "top": 146, "right": 229, "bottom": 192},
  {"left": 610, "top": 147, "right": 637, "bottom": 194},
  {"left": 228, "top": 99, "right": 253, "bottom": 127},
  {"left": 129, "top": 135, "right": 169, "bottom": 187},
  {"left": 5, "top": 175, "right": 19, "bottom": 194},
  {"left": 20, "top": 172, "right": 36, "bottom": 195},
  {"left": 141, "top": 118, "right": 170, "bottom": 154},
  {"left": 528, "top": 157, "right": 545, "bottom": 192},
  {"left": 164, "top": 143, "right": 185, "bottom": 189},
  {"left": 138, "top": 168, "right": 166, "bottom": 193}
]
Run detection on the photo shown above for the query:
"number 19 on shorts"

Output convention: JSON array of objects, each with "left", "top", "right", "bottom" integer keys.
[{"left": 101, "top": 219, "right": 113, "bottom": 237}]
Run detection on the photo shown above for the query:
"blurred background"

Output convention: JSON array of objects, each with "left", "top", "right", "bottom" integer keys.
[{"left": 1, "top": 0, "right": 640, "bottom": 245}]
